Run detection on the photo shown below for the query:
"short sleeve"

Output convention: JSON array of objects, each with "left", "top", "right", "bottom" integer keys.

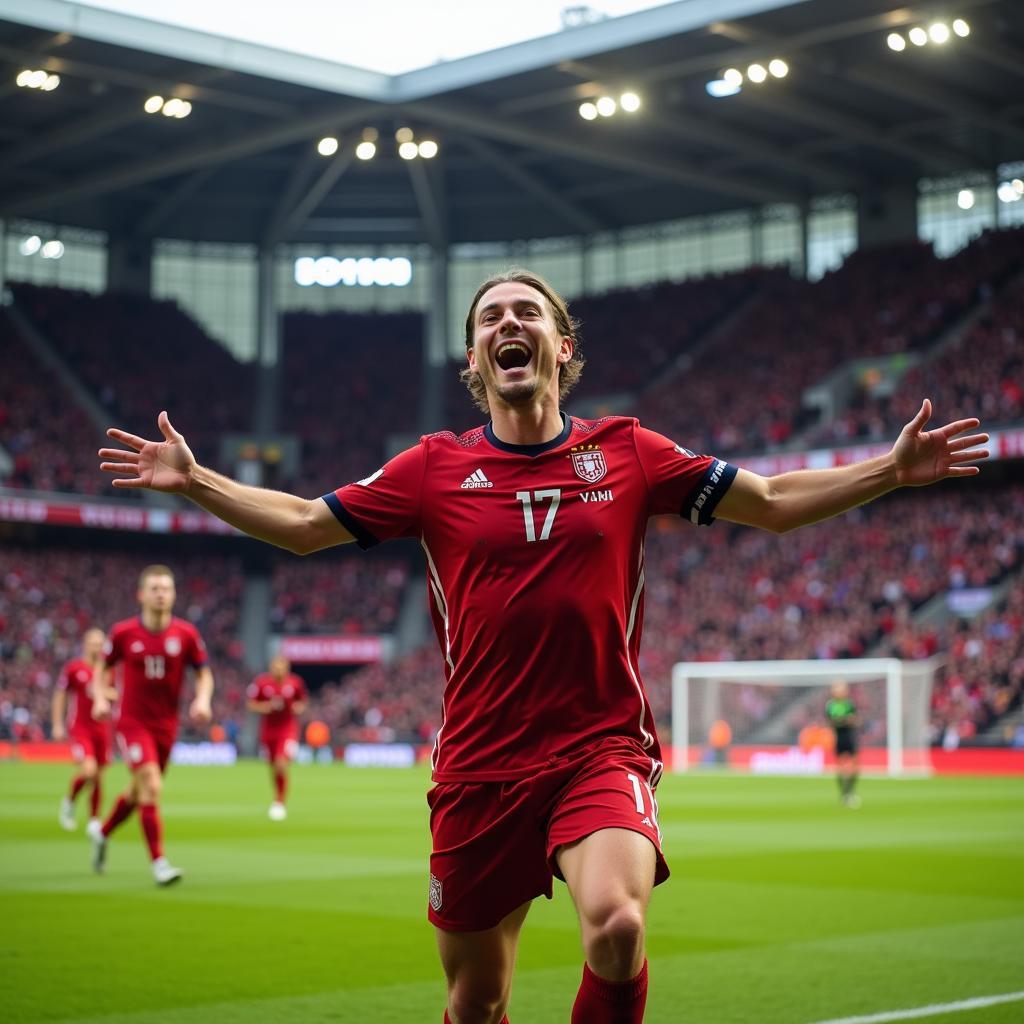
[
  {"left": 634, "top": 425, "right": 737, "bottom": 525},
  {"left": 322, "top": 443, "right": 426, "bottom": 550},
  {"left": 189, "top": 628, "right": 209, "bottom": 668},
  {"left": 103, "top": 631, "right": 121, "bottom": 667},
  {"left": 246, "top": 682, "right": 261, "bottom": 700}
]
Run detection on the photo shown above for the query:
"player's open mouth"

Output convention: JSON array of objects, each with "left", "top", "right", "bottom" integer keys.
[{"left": 495, "top": 341, "right": 532, "bottom": 371}]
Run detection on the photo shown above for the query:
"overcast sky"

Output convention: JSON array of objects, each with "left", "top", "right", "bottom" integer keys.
[{"left": 73, "top": 0, "right": 673, "bottom": 73}]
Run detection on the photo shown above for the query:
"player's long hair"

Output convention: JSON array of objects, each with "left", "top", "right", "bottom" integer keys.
[{"left": 461, "top": 268, "right": 584, "bottom": 414}]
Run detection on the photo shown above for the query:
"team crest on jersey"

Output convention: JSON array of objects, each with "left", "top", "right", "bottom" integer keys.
[
  {"left": 570, "top": 444, "right": 607, "bottom": 484},
  {"left": 130, "top": 641, "right": 145, "bottom": 654},
  {"left": 429, "top": 873, "right": 443, "bottom": 912},
  {"left": 164, "top": 636, "right": 181, "bottom": 657}
]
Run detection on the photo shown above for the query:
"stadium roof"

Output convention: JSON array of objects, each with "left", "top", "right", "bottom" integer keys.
[{"left": 1, "top": 0, "right": 1022, "bottom": 246}]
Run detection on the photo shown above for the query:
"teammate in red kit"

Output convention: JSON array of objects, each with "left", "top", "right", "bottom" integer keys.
[
  {"left": 98, "top": 268, "right": 988, "bottom": 1022},
  {"left": 87, "top": 565, "right": 214, "bottom": 886},
  {"left": 247, "top": 653, "right": 308, "bottom": 820},
  {"left": 52, "top": 628, "right": 115, "bottom": 832}
]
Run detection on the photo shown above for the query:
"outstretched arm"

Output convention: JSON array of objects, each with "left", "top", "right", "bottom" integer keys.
[
  {"left": 716, "top": 399, "right": 989, "bottom": 534},
  {"left": 99, "top": 412, "right": 352, "bottom": 554}
]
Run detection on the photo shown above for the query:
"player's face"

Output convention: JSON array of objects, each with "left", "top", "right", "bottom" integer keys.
[
  {"left": 137, "top": 574, "right": 176, "bottom": 615},
  {"left": 467, "top": 283, "right": 572, "bottom": 409},
  {"left": 270, "top": 655, "right": 289, "bottom": 678},
  {"left": 82, "top": 630, "right": 105, "bottom": 660}
]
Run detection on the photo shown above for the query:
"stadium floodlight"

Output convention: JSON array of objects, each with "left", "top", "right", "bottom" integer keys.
[
  {"left": 768, "top": 59, "right": 788, "bottom": 78},
  {"left": 747, "top": 63, "right": 768, "bottom": 84},
  {"left": 887, "top": 32, "right": 907, "bottom": 51},
  {"left": 722, "top": 67, "right": 743, "bottom": 87},
  {"left": 29, "top": 69, "right": 48, "bottom": 88},
  {"left": 355, "top": 140, "right": 376, "bottom": 160},
  {"left": 928, "top": 22, "right": 951, "bottom": 44},
  {"left": 997, "top": 182, "right": 1021, "bottom": 203},
  {"left": 1014, "top": 178, "right": 1024, "bottom": 194},
  {"left": 596, "top": 95, "right": 617, "bottom": 116},
  {"left": 176, "top": 101, "right": 192, "bottom": 118},
  {"left": 952, "top": 18, "right": 970, "bottom": 37},
  {"left": 417, "top": 139, "right": 438, "bottom": 158},
  {"left": 957, "top": 188, "right": 975, "bottom": 210},
  {"left": 706, "top": 78, "right": 741, "bottom": 98},
  {"left": 395, "top": 126, "right": 414, "bottom": 143},
  {"left": 317, "top": 136, "right": 339, "bottom": 156},
  {"left": 19, "top": 235, "right": 41, "bottom": 256},
  {"left": 162, "top": 98, "right": 183, "bottom": 117},
  {"left": 909, "top": 27, "right": 928, "bottom": 46},
  {"left": 16, "top": 69, "right": 33, "bottom": 87},
  {"left": 41, "top": 240, "right": 64, "bottom": 259},
  {"left": 578, "top": 101, "right": 598, "bottom": 120},
  {"left": 144, "top": 95, "right": 164, "bottom": 113},
  {"left": 620, "top": 91, "right": 641, "bottom": 112},
  {"left": 41, "top": 74, "right": 60, "bottom": 91},
  {"left": 398, "top": 140, "right": 418, "bottom": 160}
]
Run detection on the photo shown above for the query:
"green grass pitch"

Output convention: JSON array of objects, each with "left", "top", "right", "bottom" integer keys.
[{"left": 2, "top": 762, "right": 1022, "bottom": 1023}]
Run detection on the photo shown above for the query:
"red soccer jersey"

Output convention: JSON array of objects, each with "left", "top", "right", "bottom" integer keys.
[
  {"left": 57, "top": 658, "right": 101, "bottom": 733},
  {"left": 326, "top": 414, "right": 736, "bottom": 782},
  {"left": 247, "top": 674, "right": 307, "bottom": 732},
  {"left": 105, "top": 616, "right": 208, "bottom": 735}
]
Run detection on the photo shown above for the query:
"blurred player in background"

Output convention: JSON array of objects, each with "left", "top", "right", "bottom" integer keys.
[
  {"left": 247, "top": 653, "right": 307, "bottom": 820},
  {"left": 98, "top": 269, "right": 988, "bottom": 1023},
  {"left": 52, "top": 628, "right": 115, "bottom": 832},
  {"left": 827, "top": 680, "right": 861, "bottom": 808},
  {"left": 88, "top": 565, "right": 213, "bottom": 886}
]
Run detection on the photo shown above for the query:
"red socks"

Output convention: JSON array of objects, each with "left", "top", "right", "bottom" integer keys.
[
  {"left": 274, "top": 767, "right": 287, "bottom": 803},
  {"left": 571, "top": 960, "right": 648, "bottom": 1024},
  {"left": 89, "top": 778, "right": 102, "bottom": 817},
  {"left": 102, "top": 793, "right": 136, "bottom": 837},
  {"left": 69, "top": 774, "right": 88, "bottom": 800},
  {"left": 139, "top": 804, "right": 164, "bottom": 861}
]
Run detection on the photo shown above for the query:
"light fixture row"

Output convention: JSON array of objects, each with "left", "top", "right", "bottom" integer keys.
[
  {"left": 997, "top": 179, "right": 1024, "bottom": 204},
  {"left": 706, "top": 59, "right": 788, "bottom": 98},
  {"left": 578, "top": 92, "right": 641, "bottom": 121},
  {"left": 16, "top": 69, "right": 60, "bottom": 91},
  {"left": 19, "top": 235, "right": 64, "bottom": 259},
  {"left": 887, "top": 18, "right": 969, "bottom": 51},
  {"left": 144, "top": 95, "right": 192, "bottom": 118},
  {"left": 317, "top": 127, "right": 439, "bottom": 160}
]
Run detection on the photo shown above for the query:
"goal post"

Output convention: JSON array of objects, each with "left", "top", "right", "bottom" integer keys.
[{"left": 670, "top": 658, "right": 939, "bottom": 777}]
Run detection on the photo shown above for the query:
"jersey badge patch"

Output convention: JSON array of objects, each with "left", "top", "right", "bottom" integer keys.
[
  {"left": 461, "top": 468, "right": 493, "bottom": 489},
  {"left": 570, "top": 444, "right": 607, "bottom": 484},
  {"left": 130, "top": 641, "right": 145, "bottom": 654},
  {"left": 164, "top": 636, "right": 182, "bottom": 657},
  {"left": 429, "top": 873, "right": 443, "bottom": 912}
]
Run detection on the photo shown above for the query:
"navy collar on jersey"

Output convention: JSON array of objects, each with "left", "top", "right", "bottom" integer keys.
[{"left": 484, "top": 412, "right": 572, "bottom": 457}]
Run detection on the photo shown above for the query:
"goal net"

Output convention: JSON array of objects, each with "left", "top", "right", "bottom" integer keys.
[{"left": 670, "top": 658, "right": 939, "bottom": 776}]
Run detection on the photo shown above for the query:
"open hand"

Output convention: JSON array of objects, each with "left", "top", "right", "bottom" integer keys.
[
  {"left": 189, "top": 698, "right": 212, "bottom": 724},
  {"left": 892, "top": 399, "right": 989, "bottom": 487},
  {"left": 99, "top": 411, "right": 195, "bottom": 493}
]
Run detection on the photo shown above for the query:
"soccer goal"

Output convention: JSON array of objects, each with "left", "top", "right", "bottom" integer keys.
[{"left": 670, "top": 658, "right": 940, "bottom": 776}]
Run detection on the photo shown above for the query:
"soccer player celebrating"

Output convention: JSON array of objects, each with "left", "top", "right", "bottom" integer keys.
[
  {"left": 52, "top": 628, "right": 114, "bottom": 832},
  {"left": 247, "top": 653, "right": 308, "bottom": 820},
  {"left": 827, "top": 680, "right": 861, "bottom": 808},
  {"left": 98, "top": 269, "right": 988, "bottom": 1022},
  {"left": 88, "top": 565, "right": 214, "bottom": 886}
]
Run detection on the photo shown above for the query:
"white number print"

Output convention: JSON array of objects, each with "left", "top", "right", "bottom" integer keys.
[
  {"left": 144, "top": 655, "right": 166, "bottom": 679},
  {"left": 626, "top": 771, "right": 661, "bottom": 837},
  {"left": 515, "top": 488, "right": 561, "bottom": 543}
]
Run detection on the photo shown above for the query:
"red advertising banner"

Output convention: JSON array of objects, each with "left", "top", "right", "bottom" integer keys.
[{"left": 279, "top": 635, "right": 384, "bottom": 664}]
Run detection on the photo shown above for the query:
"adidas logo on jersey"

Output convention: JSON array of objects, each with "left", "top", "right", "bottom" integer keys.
[{"left": 461, "top": 469, "right": 493, "bottom": 489}]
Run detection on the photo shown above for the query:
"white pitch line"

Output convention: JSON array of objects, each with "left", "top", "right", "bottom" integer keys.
[{"left": 808, "top": 990, "right": 1024, "bottom": 1024}]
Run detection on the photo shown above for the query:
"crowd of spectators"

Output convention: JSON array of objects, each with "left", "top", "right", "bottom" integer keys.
[
  {"left": 639, "top": 228, "right": 1024, "bottom": 456},
  {"left": 270, "top": 551, "right": 409, "bottom": 635},
  {"left": 0, "top": 311, "right": 113, "bottom": 496},
  {"left": 820, "top": 272, "right": 1024, "bottom": 444},
  {"left": 9, "top": 283, "right": 255, "bottom": 479}
]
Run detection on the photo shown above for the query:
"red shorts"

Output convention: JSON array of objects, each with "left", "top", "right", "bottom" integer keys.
[
  {"left": 69, "top": 724, "right": 112, "bottom": 767},
  {"left": 262, "top": 726, "right": 298, "bottom": 762},
  {"left": 115, "top": 720, "right": 176, "bottom": 773},
  {"left": 427, "top": 735, "right": 668, "bottom": 932}
]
